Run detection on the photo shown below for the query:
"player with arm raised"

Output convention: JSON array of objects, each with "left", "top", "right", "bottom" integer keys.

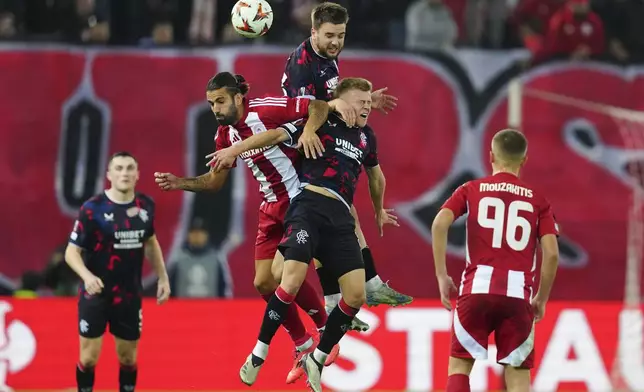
[
  {"left": 239, "top": 77, "right": 398, "bottom": 392},
  {"left": 154, "top": 72, "right": 339, "bottom": 379},
  {"left": 281, "top": 1, "right": 412, "bottom": 312},
  {"left": 66, "top": 152, "right": 170, "bottom": 392},
  {"left": 431, "top": 129, "right": 560, "bottom": 392}
]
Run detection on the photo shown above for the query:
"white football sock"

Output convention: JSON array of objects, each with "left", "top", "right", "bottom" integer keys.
[
  {"left": 313, "top": 348, "right": 328, "bottom": 365},
  {"left": 365, "top": 275, "right": 384, "bottom": 292},
  {"left": 296, "top": 336, "right": 314, "bottom": 352},
  {"left": 252, "top": 341, "right": 269, "bottom": 360},
  {"left": 324, "top": 293, "right": 342, "bottom": 309}
]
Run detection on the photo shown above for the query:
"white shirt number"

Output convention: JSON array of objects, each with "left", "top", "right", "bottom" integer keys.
[{"left": 477, "top": 197, "right": 533, "bottom": 251}]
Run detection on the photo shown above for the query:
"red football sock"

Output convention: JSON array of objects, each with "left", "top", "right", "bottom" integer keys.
[
  {"left": 295, "top": 279, "right": 327, "bottom": 329},
  {"left": 261, "top": 292, "right": 308, "bottom": 345},
  {"left": 446, "top": 374, "right": 471, "bottom": 392}
]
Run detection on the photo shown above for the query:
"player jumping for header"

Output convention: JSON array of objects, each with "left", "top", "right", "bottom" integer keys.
[
  {"left": 66, "top": 152, "right": 171, "bottom": 392},
  {"left": 280, "top": 1, "right": 413, "bottom": 313},
  {"left": 431, "top": 129, "right": 560, "bottom": 392}
]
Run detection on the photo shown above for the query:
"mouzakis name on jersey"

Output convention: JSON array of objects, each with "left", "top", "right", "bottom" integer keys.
[
  {"left": 114, "top": 230, "right": 146, "bottom": 249},
  {"left": 480, "top": 182, "right": 534, "bottom": 198},
  {"left": 335, "top": 138, "right": 363, "bottom": 163}
]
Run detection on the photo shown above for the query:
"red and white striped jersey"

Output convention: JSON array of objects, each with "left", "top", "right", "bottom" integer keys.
[
  {"left": 214, "top": 96, "right": 310, "bottom": 203},
  {"left": 441, "top": 172, "right": 559, "bottom": 301}
]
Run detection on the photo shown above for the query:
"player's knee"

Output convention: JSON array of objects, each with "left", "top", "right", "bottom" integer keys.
[
  {"left": 79, "top": 348, "right": 100, "bottom": 368},
  {"left": 342, "top": 288, "right": 366, "bottom": 309},
  {"left": 253, "top": 274, "right": 277, "bottom": 295},
  {"left": 117, "top": 351, "right": 137, "bottom": 367}
]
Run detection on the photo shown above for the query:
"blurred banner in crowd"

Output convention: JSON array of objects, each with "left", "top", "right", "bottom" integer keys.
[
  {"left": 1, "top": 46, "right": 643, "bottom": 300},
  {"left": 2, "top": 298, "right": 643, "bottom": 391}
]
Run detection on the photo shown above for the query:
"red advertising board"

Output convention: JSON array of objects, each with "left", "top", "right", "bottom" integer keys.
[
  {"left": 0, "top": 47, "right": 644, "bottom": 301},
  {"left": 1, "top": 298, "right": 643, "bottom": 391}
]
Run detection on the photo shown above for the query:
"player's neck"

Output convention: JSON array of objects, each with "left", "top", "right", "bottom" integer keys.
[
  {"left": 105, "top": 188, "right": 135, "bottom": 204},
  {"left": 492, "top": 167, "right": 520, "bottom": 177}
]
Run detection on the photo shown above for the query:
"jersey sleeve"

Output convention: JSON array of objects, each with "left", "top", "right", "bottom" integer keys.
[
  {"left": 69, "top": 204, "right": 97, "bottom": 250},
  {"left": 279, "top": 122, "right": 304, "bottom": 148},
  {"left": 254, "top": 96, "right": 311, "bottom": 126},
  {"left": 538, "top": 197, "right": 560, "bottom": 238},
  {"left": 363, "top": 126, "right": 379, "bottom": 168},
  {"left": 213, "top": 126, "right": 237, "bottom": 168},
  {"left": 441, "top": 183, "right": 469, "bottom": 218},
  {"left": 144, "top": 197, "right": 156, "bottom": 238}
]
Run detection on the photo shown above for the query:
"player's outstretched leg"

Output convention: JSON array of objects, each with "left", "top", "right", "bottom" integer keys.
[
  {"left": 315, "top": 262, "right": 371, "bottom": 332},
  {"left": 240, "top": 259, "right": 310, "bottom": 386},
  {"left": 77, "top": 337, "right": 101, "bottom": 392},
  {"left": 255, "top": 258, "right": 314, "bottom": 351},
  {"left": 302, "top": 268, "right": 366, "bottom": 392},
  {"left": 115, "top": 338, "right": 138, "bottom": 392}
]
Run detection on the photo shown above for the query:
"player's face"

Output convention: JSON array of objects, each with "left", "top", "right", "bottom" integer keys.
[
  {"left": 312, "top": 23, "right": 346, "bottom": 59},
  {"left": 107, "top": 156, "right": 139, "bottom": 192},
  {"left": 341, "top": 89, "right": 372, "bottom": 127},
  {"left": 207, "top": 89, "right": 241, "bottom": 125}
]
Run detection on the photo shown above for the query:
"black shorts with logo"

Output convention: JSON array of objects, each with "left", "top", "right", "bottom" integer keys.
[
  {"left": 278, "top": 189, "right": 364, "bottom": 279},
  {"left": 78, "top": 293, "right": 142, "bottom": 341}
]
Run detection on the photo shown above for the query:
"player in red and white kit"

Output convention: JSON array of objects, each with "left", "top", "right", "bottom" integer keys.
[
  {"left": 154, "top": 72, "right": 339, "bottom": 377},
  {"left": 431, "top": 129, "right": 560, "bottom": 392}
]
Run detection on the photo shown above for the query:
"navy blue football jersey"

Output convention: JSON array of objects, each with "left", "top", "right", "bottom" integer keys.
[
  {"left": 282, "top": 114, "right": 378, "bottom": 208},
  {"left": 282, "top": 39, "right": 340, "bottom": 101},
  {"left": 69, "top": 192, "right": 155, "bottom": 296}
]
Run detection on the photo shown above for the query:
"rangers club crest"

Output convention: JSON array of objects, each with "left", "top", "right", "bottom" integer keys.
[{"left": 359, "top": 132, "right": 367, "bottom": 149}]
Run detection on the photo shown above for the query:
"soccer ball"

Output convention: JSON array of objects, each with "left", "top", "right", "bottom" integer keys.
[{"left": 231, "top": 0, "right": 274, "bottom": 38}]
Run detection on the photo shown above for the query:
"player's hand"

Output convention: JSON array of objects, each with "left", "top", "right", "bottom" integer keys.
[
  {"left": 205, "top": 149, "right": 237, "bottom": 172},
  {"left": 297, "top": 131, "right": 325, "bottom": 159},
  {"left": 437, "top": 274, "right": 457, "bottom": 311},
  {"left": 375, "top": 208, "right": 399, "bottom": 237},
  {"left": 157, "top": 277, "right": 171, "bottom": 305},
  {"left": 330, "top": 98, "right": 357, "bottom": 127},
  {"left": 84, "top": 275, "right": 104, "bottom": 295},
  {"left": 531, "top": 297, "right": 547, "bottom": 322},
  {"left": 371, "top": 87, "right": 398, "bottom": 114},
  {"left": 154, "top": 172, "right": 181, "bottom": 191}
]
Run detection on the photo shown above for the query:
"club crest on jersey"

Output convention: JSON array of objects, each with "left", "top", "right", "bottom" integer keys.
[
  {"left": 359, "top": 132, "right": 367, "bottom": 149},
  {"left": 139, "top": 209, "right": 149, "bottom": 222}
]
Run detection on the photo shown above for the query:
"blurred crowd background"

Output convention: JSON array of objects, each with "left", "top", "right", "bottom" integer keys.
[
  {"left": 0, "top": 0, "right": 642, "bottom": 61},
  {"left": 4, "top": 0, "right": 644, "bottom": 300}
]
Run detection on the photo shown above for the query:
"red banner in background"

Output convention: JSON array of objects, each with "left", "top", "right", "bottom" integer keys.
[
  {"left": 0, "top": 47, "right": 643, "bottom": 300},
  {"left": 2, "top": 298, "right": 644, "bottom": 391}
]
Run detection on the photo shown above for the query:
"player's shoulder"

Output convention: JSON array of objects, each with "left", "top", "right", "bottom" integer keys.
[
  {"left": 248, "top": 95, "right": 289, "bottom": 107},
  {"left": 286, "top": 40, "right": 313, "bottom": 67},
  {"left": 81, "top": 193, "right": 106, "bottom": 209},
  {"left": 135, "top": 192, "right": 155, "bottom": 208},
  {"left": 362, "top": 123, "right": 376, "bottom": 135},
  {"left": 215, "top": 124, "right": 229, "bottom": 138}
]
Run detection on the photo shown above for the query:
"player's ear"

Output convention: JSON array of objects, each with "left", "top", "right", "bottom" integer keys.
[
  {"left": 522, "top": 155, "right": 528, "bottom": 166},
  {"left": 489, "top": 150, "right": 495, "bottom": 165},
  {"left": 234, "top": 93, "right": 243, "bottom": 106}
]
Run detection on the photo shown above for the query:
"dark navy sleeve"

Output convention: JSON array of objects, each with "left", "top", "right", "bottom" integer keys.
[
  {"left": 363, "top": 126, "right": 379, "bottom": 168},
  {"left": 280, "top": 122, "right": 304, "bottom": 148},
  {"left": 69, "top": 203, "right": 97, "bottom": 250}
]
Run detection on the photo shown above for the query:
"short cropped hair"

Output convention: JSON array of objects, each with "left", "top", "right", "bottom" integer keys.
[
  {"left": 109, "top": 151, "right": 137, "bottom": 165},
  {"left": 206, "top": 72, "right": 250, "bottom": 96},
  {"left": 334, "top": 77, "right": 372, "bottom": 98},
  {"left": 311, "top": 2, "right": 349, "bottom": 30},
  {"left": 492, "top": 129, "right": 528, "bottom": 162}
]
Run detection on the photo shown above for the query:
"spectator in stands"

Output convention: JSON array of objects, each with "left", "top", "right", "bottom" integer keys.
[
  {"left": 14, "top": 271, "right": 42, "bottom": 299},
  {"left": 43, "top": 243, "right": 80, "bottom": 296},
  {"left": 512, "top": 0, "right": 564, "bottom": 52},
  {"left": 405, "top": 0, "right": 458, "bottom": 51},
  {"left": 594, "top": 0, "right": 644, "bottom": 62},
  {"left": 170, "top": 218, "right": 229, "bottom": 298},
  {"left": 464, "top": 0, "right": 508, "bottom": 48},
  {"left": 0, "top": 11, "right": 16, "bottom": 39},
  {"left": 534, "top": 0, "right": 604, "bottom": 62},
  {"left": 189, "top": 0, "right": 216, "bottom": 44}
]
